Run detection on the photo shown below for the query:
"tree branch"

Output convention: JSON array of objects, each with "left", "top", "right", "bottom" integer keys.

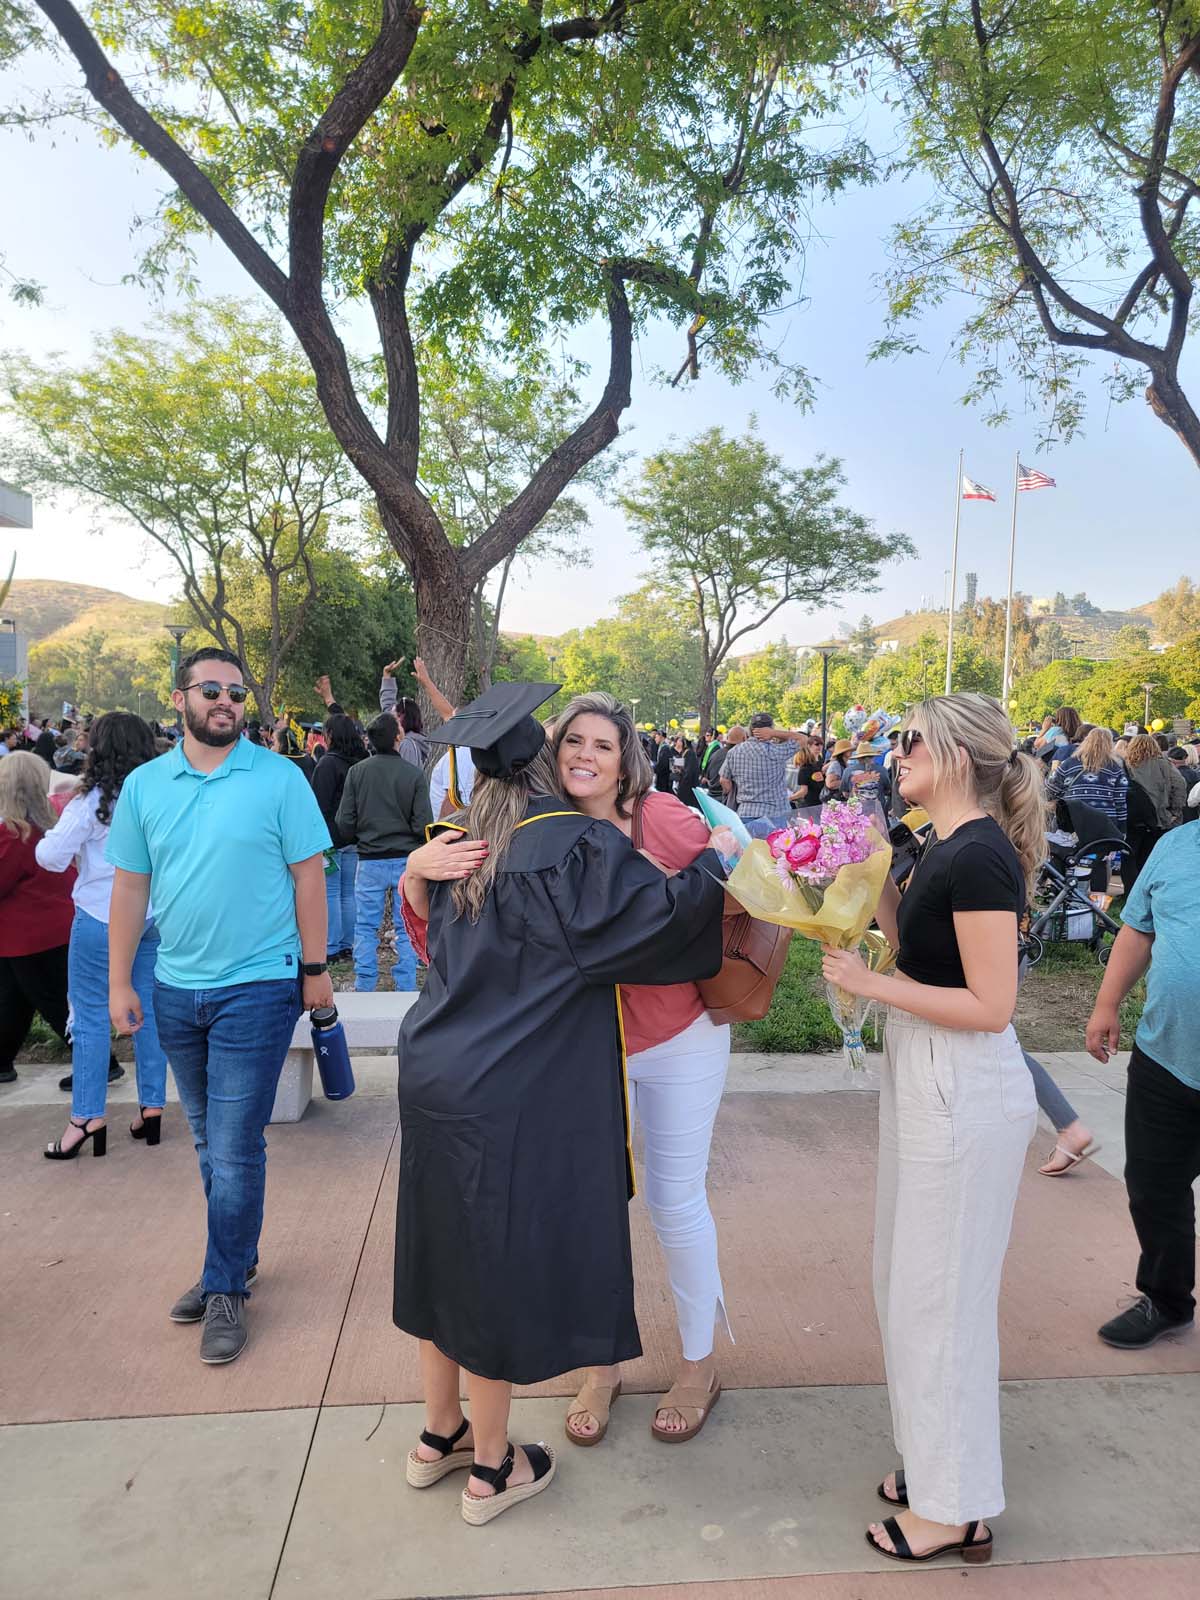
[
  {"left": 461, "top": 258, "right": 719, "bottom": 585},
  {"left": 34, "top": 0, "right": 288, "bottom": 307}
]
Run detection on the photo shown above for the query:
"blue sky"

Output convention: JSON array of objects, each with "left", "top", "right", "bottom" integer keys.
[{"left": 2, "top": 51, "right": 1197, "bottom": 644}]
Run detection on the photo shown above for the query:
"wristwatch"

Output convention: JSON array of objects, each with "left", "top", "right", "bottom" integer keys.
[{"left": 300, "top": 961, "right": 328, "bottom": 976}]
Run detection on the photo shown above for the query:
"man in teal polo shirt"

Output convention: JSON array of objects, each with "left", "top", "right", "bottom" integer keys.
[
  {"left": 107, "top": 647, "right": 332, "bottom": 1366},
  {"left": 1086, "top": 819, "right": 1200, "bottom": 1349}
]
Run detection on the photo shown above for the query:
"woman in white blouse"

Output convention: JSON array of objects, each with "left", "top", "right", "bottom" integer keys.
[{"left": 38, "top": 713, "right": 168, "bottom": 1160}]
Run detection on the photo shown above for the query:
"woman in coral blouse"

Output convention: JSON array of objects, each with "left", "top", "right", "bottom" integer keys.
[{"left": 551, "top": 692, "right": 730, "bottom": 1447}]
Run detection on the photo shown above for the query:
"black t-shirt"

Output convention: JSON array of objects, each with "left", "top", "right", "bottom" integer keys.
[{"left": 896, "top": 816, "right": 1024, "bottom": 988}]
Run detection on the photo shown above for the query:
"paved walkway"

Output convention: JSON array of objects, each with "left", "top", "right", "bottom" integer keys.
[{"left": 3, "top": 1051, "right": 1198, "bottom": 1599}]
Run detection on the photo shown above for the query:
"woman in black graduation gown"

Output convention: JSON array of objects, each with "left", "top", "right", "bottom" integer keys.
[{"left": 394, "top": 683, "right": 726, "bottom": 1525}]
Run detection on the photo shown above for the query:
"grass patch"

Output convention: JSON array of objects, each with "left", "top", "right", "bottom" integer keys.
[{"left": 732, "top": 937, "right": 883, "bottom": 1054}]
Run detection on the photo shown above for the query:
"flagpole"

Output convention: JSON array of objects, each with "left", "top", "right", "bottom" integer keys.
[
  {"left": 945, "top": 447, "right": 963, "bottom": 694},
  {"left": 1001, "top": 449, "right": 1020, "bottom": 713}
]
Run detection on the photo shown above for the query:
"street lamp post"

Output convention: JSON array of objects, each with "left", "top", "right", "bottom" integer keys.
[
  {"left": 816, "top": 645, "right": 837, "bottom": 741},
  {"left": 164, "top": 623, "right": 190, "bottom": 725},
  {"left": 1141, "top": 681, "right": 1156, "bottom": 728}
]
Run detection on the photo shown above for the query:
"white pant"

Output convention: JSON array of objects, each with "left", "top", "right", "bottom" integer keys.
[
  {"left": 628, "top": 1012, "right": 732, "bottom": 1361},
  {"left": 874, "top": 1009, "right": 1035, "bottom": 1524}
]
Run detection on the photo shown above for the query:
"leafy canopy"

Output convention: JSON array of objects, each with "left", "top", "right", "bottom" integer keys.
[
  {"left": 868, "top": 1, "right": 1200, "bottom": 453},
  {"left": 33, "top": 0, "right": 872, "bottom": 395}
]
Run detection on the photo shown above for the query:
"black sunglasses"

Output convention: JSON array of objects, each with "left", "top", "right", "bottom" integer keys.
[
  {"left": 184, "top": 681, "right": 250, "bottom": 704},
  {"left": 899, "top": 729, "right": 925, "bottom": 757}
]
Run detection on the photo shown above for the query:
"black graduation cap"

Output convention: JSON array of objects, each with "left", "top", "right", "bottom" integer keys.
[{"left": 431, "top": 681, "right": 561, "bottom": 779}]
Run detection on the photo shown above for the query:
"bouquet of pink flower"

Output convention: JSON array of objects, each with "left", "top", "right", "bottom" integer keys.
[{"left": 724, "top": 799, "right": 893, "bottom": 1068}]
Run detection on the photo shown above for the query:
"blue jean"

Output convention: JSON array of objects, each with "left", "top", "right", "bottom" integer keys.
[
  {"left": 742, "top": 812, "right": 791, "bottom": 840},
  {"left": 70, "top": 909, "right": 167, "bottom": 1121},
  {"left": 1022, "top": 1049, "right": 1078, "bottom": 1133},
  {"left": 325, "top": 845, "right": 358, "bottom": 956},
  {"left": 153, "top": 977, "right": 302, "bottom": 1297},
  {"left": 353, "top": 856, "right": 415, "bottom": 990}
]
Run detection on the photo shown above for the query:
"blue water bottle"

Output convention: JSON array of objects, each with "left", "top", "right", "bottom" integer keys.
[{"left": 310, "top": 1004, "right": 356, "bottom": 1100}]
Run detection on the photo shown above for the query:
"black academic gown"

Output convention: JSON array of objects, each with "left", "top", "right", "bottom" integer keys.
[{"left": 393, "top": 797, "right": 725, "bottom": 1384}]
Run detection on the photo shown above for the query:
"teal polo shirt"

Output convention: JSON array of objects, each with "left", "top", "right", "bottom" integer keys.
[
  {"left": 106, "top": 738, "right": 331, "bottom": 989},
  {"left": 1120, "top": 822, "right": 1200, "bottom": 1090}
]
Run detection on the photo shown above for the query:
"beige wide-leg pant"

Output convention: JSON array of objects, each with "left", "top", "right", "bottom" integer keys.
[{"left": 874, "top": 1008, "right": 1036, "bottom": 1524}]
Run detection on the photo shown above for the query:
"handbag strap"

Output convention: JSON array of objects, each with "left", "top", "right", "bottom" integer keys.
[{"left": 631, "top": 793, "right": 646, "bottom": 851}]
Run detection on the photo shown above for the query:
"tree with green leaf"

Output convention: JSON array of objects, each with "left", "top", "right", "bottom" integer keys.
[
  {"left": 3, "top": 301, "right": 363, "bottom": 720},
  {"left": 19, "top": 0, "right": 872, "bottom": 706},
  {"left": 717, "top": 641, "right": 800, "bottom": 727},
  {"left": 868, "top": 2, "right": 1200, "bottom": 463},
  {"left": 1111, "top": 624, "right": 1153, "bottom": 659},
  {"left": 622, "top": 426, "right": 912, "bottom": 726},
  {"left": 1152, "top": 575, "right": 1200, "bottom": 641},
  {"left": 555, "top": 584, "right": 705, "bottom": 724}
]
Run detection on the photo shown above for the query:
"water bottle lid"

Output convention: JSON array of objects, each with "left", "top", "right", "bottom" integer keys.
[{"left": 310, "top": 1005, "right": 339, "bottom": 1027}]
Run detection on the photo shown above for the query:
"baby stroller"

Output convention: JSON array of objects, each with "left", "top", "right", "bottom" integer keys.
[{"left": 1023, "top": 798, "right": 1124, "bottom": 968}]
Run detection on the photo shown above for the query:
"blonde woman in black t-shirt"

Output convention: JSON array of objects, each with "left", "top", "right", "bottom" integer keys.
[{"left": 822, "top": 693, "right": 1046, "bottom": 1567}]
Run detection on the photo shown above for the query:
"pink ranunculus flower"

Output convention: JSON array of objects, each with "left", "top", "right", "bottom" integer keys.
[
  {"left": 765, "top": 829, "right": 792, "bottom": 860},
  {"left": 785, "top": 835, "right": 821, "bottom": 869}
]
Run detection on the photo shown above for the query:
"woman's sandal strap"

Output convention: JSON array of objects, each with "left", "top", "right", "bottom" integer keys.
[
  {"left": 469, "top": 1447, "right": 514, "bottom": 1493},
  {"left": 568, "top": 1377, "right": 621, "bottom": 1427},
  {"left": 657, "top": 1378, "right": 717, "bottom": 1418},
  {"left": 524, "top": 1443, "right": 553, "bottom": 1482},
  {"left": 881, "top": 1517, "right": 912, "bottom": 1559},
  {"left": 894, "top": 1468, "right": 906, "bottom": 1500},
  {"left": 419, "top": 1417, "right": 469, "bottom": 1457}
]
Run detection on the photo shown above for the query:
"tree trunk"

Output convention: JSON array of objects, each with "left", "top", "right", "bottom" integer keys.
[
  {"left": 413, "top": 561, "right": 472, "bottom": 727},
  {"left": 1146, "top": 375, "right": 1200, "bottom": 470},
  {"left": 698, "top": 672, "right": 715, "bottom": 732}
]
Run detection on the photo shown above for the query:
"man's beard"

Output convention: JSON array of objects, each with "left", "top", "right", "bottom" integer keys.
[{"left": 184, "top": 701, "right": 243, "bottom": 747}]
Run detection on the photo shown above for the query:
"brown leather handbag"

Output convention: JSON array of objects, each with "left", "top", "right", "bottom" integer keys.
[{"left": 633, "top": 797, "right": 792, "bottom": 1024}]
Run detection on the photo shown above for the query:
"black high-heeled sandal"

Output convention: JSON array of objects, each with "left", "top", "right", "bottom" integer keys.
[
  {"left": 45, "top": 1118, "right": 107, "bottom": 1160},
  {"left": 406, "top": 1417, "right": 473, "bottom": 1488},
  {"left": 461, "top": 1441, "right": 556, "bottom": 1525},
  {"left": 866, "top": 1516, "right": 993, "bottom": 1565},
  {"left": 130, "top": 1108, "right": 163, "bottom": 1145},
  {"left": 877, "top": 1467, "right": 907, "bottom": 1506}
]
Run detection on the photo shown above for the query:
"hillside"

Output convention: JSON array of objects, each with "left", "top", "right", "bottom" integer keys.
[
  {"left": 872, "top": 603, "right": 1157, "bottom": 656},
  {"left": 4, "top": 580, "right": 171, "bottom": 649}
]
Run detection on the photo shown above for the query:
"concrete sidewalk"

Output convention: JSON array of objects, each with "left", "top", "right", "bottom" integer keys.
[{"left": 3, "top": 1052, "right": 1198, "bottom": 1599}]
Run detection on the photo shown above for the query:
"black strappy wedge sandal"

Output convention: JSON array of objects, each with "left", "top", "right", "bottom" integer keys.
[
  {"left": 876, "top": 1467, "right": 907, "bottom": 1506},
  {"left": 461, "top": 1441, "right": 556, "bottom": 1526},
  {"left": 406, "top": 1417, "right": 473, "bottom": 1488},
  {"left": 866, "top": 1516, "right": 993, "bottom": 1565}
]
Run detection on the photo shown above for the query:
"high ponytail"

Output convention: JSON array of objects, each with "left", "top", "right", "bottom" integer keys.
[
  {"left": 907, "top": 693, "right": 1047, "bottom": 897},
  {"left": 995, "top": 749, "right": 1048, "bottom": 897}
]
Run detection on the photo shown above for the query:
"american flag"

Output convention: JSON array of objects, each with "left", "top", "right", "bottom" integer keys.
[
  {"left": 1017, "top": 462, "right": 1056, "bottom": 490},
  {"left": 961, "top": 475, "right": 996, "bottom": 501}
]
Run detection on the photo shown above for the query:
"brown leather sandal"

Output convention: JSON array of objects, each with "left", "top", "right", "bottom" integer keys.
[
  {"left": 650, "top": 1370, "right": 721, "bottom": 1443},
  {"left": 565, "top": 1375, "right": 622, "bottom": 1446}
]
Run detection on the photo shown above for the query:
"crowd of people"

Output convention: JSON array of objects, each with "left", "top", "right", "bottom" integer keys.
[{"left": 1, "top": 661, "right": 1197, "bottom": 1561}]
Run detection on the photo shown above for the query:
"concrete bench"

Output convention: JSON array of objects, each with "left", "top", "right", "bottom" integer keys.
[{"left": 270, "top": 990, "right": 420, "bottom": 1123}]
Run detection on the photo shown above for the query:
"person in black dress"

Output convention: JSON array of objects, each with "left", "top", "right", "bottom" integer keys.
[{"left": 393, "top": 683, "right": 726, "bottom": 1525}]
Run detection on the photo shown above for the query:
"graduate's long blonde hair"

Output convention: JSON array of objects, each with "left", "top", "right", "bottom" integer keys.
[{"left": 449, "top": 743, "right": 564, "bottom": 922}]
